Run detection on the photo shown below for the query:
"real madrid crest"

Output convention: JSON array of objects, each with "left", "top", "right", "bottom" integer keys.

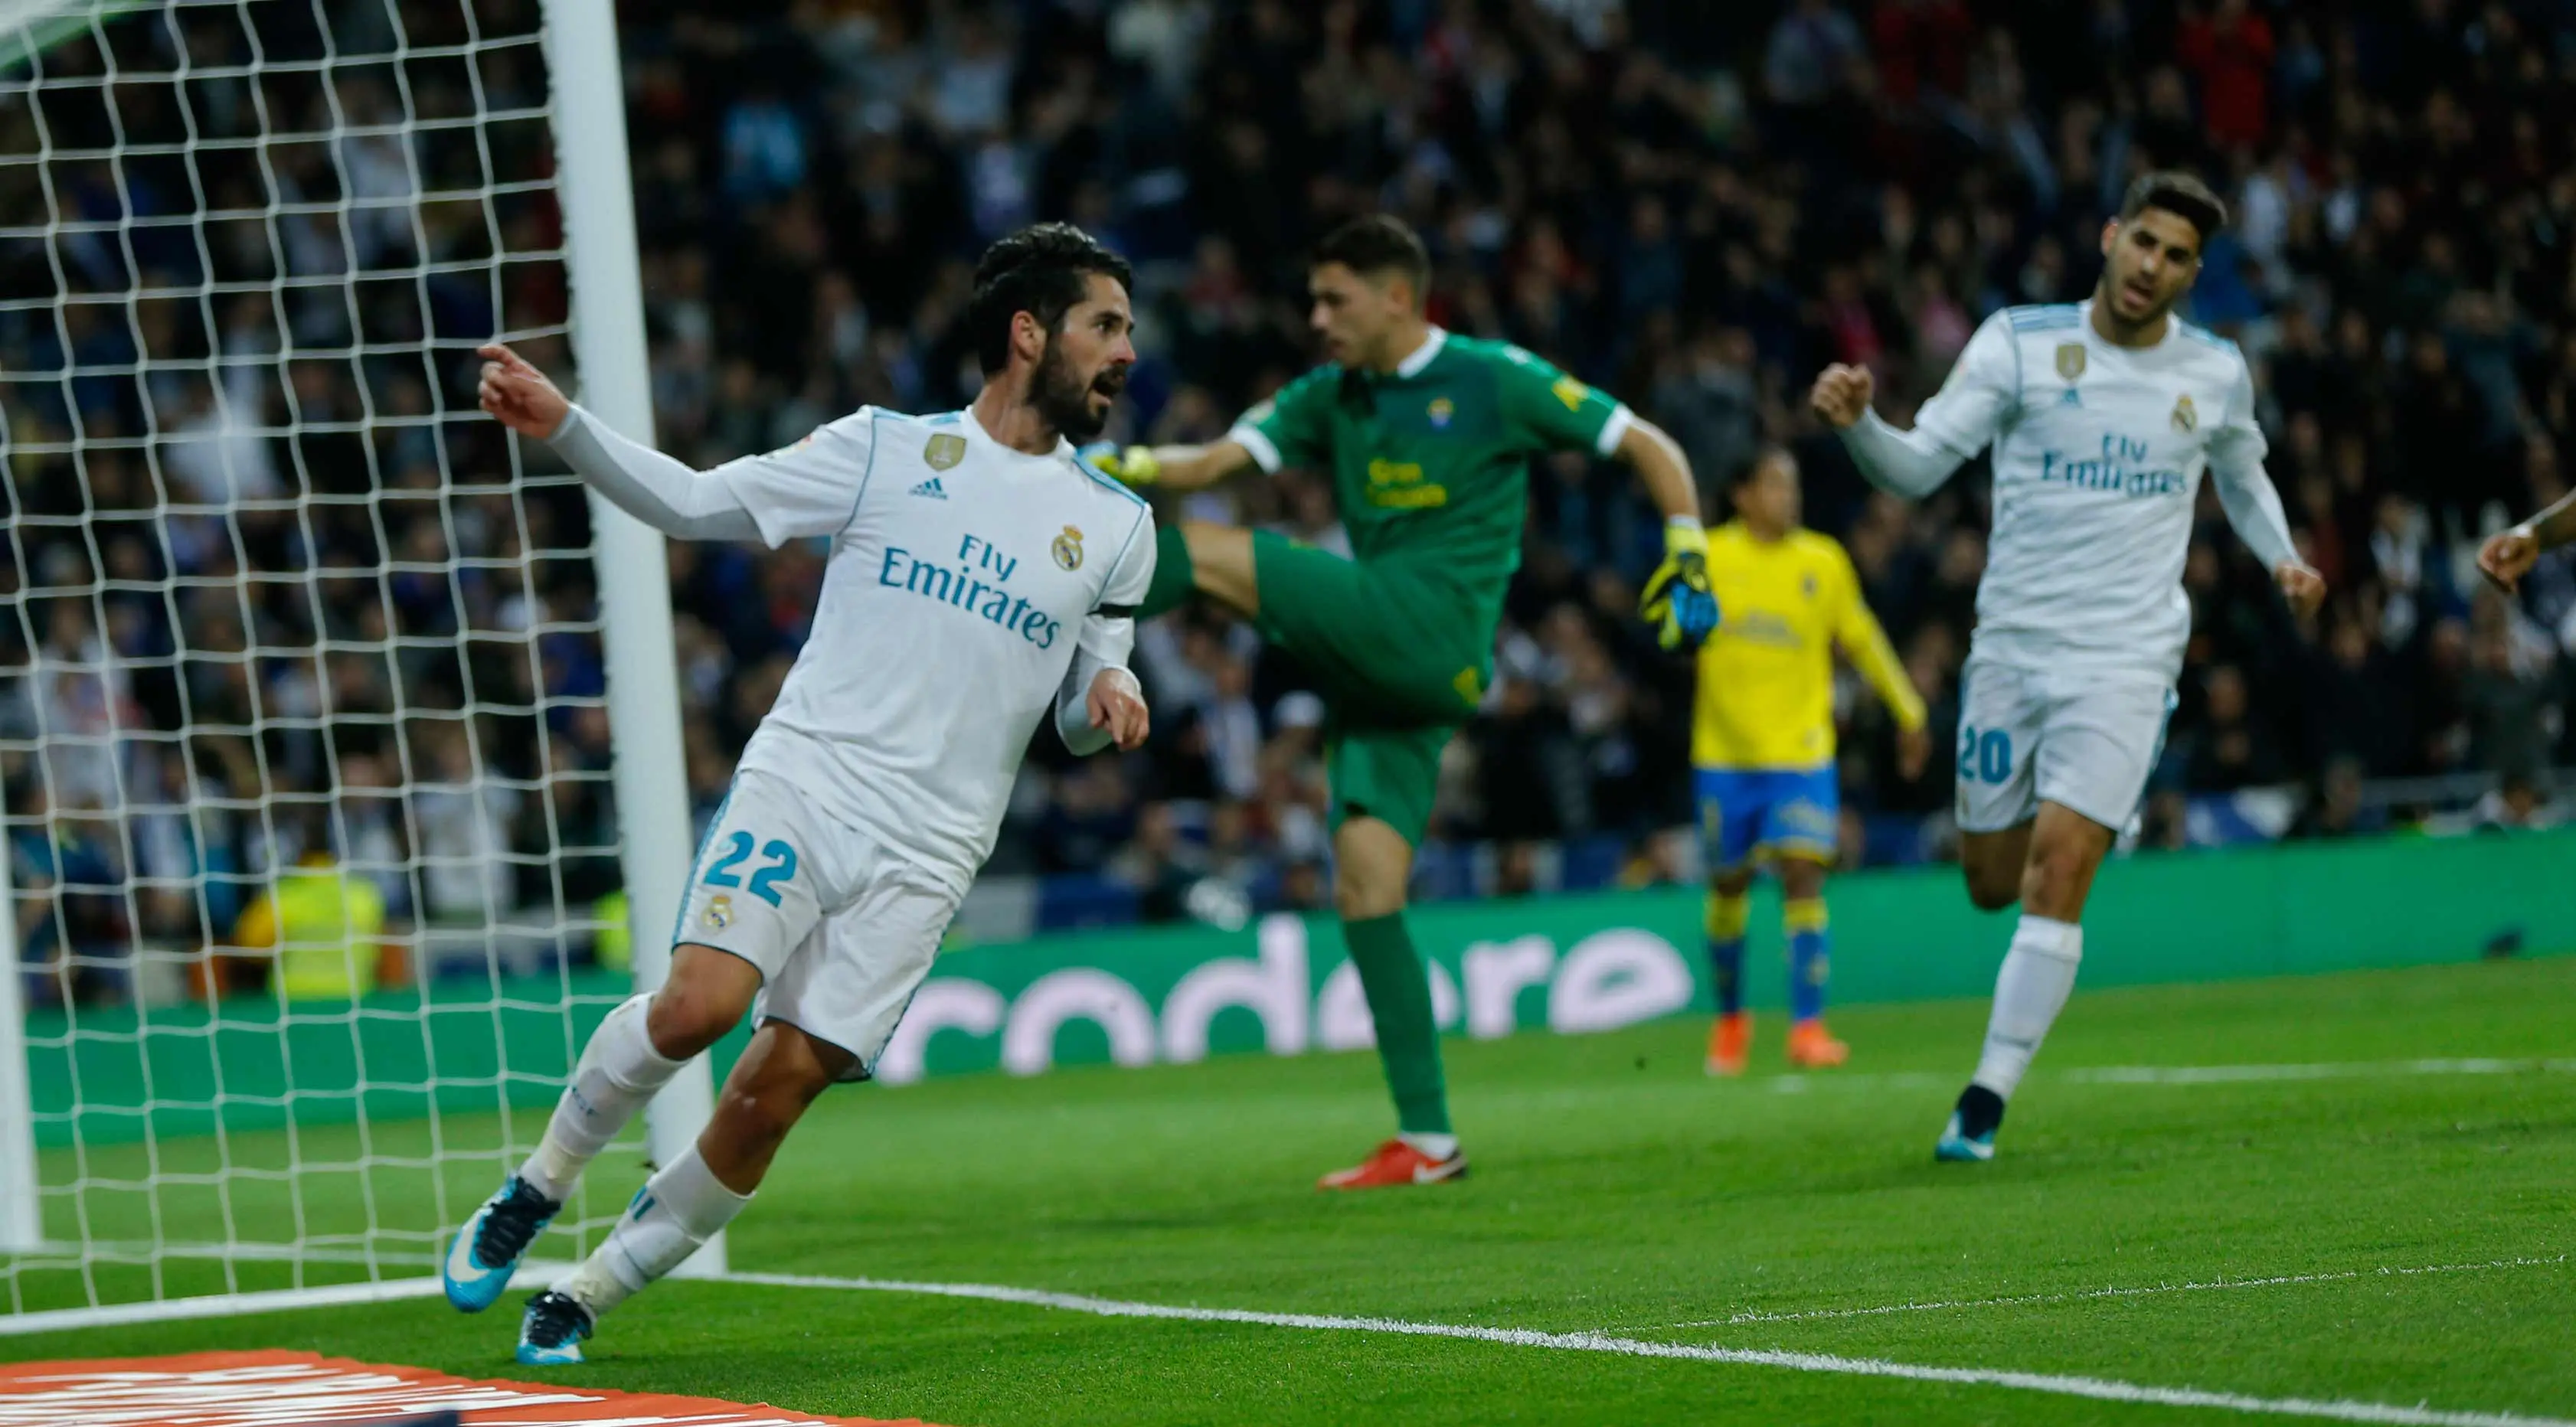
[
  {"left": 1427, "top": 396, "right": 1454, "bottom": 429},
  {"left": 924, "top": 433, "right": 966, "bottom": 470},
  {"left": 701, "top": 893, "right": 733, "bottom": 930},
  {"left": 1051, "top": 524, "right": 1084, "bottom": 570},
  {"left": 2170, "top": 393, "right": 2197, "bottom": 432},
  {"left": 2055, "top": 342, "right": 2087, "bottom": 381}
]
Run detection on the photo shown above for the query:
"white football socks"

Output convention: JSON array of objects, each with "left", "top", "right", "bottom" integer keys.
[
  {"left": 520, "top": 994, "right": 685, "bottom": 1203},
  {"left": 1971, "top": 914, "right": 2084, "bottom": 1100},
  {"left": 1400, "top": 1131, "right": 1460, "bottom": 1162},
  {"left": 557, "top": 1144, "right": 750, "bottom": 1321}
]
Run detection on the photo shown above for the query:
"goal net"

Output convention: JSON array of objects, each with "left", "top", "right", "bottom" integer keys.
[{"left": 0, "top": 0, "right": 696, "bottom": 1319}]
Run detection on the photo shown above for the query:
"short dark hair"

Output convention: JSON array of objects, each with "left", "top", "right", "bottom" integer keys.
[
  {"left": 2120, "top": 171, "right": 2228, "bottom": 249},
  {"left": 1313, "top": 214, "right": 1431, "bottom": 301},
  {"left": 967, "top": 222, "right": 1133, "bottom": 374}
]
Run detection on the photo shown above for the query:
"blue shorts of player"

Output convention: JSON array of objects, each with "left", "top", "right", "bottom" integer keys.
[{"left": 1695, "top": 766, "right": 1839, "bottom": 870}]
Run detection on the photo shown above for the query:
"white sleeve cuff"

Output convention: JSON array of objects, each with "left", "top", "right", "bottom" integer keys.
[
  {"left": 1229, "top": 423, "right": 1283, "bottom": 474},
  {"left": 1595, "top": 403, "right": 1635, "bottom": 458}
]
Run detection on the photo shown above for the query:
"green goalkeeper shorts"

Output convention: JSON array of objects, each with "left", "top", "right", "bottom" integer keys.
[{"left": 1250, "top": 531, "right": 1492, "bottom": 847}]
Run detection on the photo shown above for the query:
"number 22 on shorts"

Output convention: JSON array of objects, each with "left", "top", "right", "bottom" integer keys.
[
  {"left": 1957, "top": 725, "right": 2013, "bottom": 785},
  {"left": 702, "top": 832, "right": 799, "bottom": 906}
]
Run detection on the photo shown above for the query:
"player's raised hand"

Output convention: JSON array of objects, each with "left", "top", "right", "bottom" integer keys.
[
  {"left": 476, "top": 343, "right": 570, "bottom": 440},
  {"left": 2478, "top": 527, "right": 2541, "bottom": 593},
  {"left": 1079, "top": 442, "right": 1162, "bottom": 487},
  {"left": 2274, "top": 561, "right": 2327, "bottom": 619},
  {"left": 1087, "top": 668, "right": 1149, "bottom": 751},
  {"left": 1808, "top": 363, "right": 1875, "bottom": 429}
]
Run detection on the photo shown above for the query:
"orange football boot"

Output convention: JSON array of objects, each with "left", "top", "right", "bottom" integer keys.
[
  {"left": 1785, "top": 1017, "right": 1849, "bottom": 1068},
  {"left": 1317, "top": 1138, "right": 1467, "bottom": 1190},
  {"left": 1706, "top": 1011, "right": 1752, "bottom": 1076}
]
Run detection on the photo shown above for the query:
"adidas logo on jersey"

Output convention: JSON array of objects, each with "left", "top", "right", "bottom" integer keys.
[{"left": 909, "top": 477, "right": 948, "bottom": 500}]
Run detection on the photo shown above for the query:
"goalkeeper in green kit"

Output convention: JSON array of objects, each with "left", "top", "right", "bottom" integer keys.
[{"left": 1090, "top": 216, "right": 1717, "bottom": 1188}]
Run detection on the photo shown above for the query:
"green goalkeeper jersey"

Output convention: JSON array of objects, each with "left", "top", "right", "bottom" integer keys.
[{"left": 1231, "top": 328, "right": 1633, "bottom": 635}]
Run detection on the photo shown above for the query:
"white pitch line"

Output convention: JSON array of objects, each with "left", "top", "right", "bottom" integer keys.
[
  {"left": 1764, "top": 1057, "right": 2576, "bottom": 1094},
  {"left": 723, "top": 1270, "right": 2576, "bottom": 1427},
  {"left": 1669, "top": 1254, "right": 2571, "bottom": 1328},
  {"left": 2061, "top": 1058, "right": 2576, "bottom": 1086},
  {"left": 0, "top": 1261, "right": 570, "bottom": 1337}
]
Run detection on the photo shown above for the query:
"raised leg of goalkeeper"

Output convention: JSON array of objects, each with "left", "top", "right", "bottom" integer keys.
[
  {"left": 552, "top": 1019, "right": 849, "bottom": 1322},
  {"left": 515, "top": 944, "right": 759, "bottom": 1202},
  {"left": 1138, "top": 521, "right": 1257, "bottom": 619}
]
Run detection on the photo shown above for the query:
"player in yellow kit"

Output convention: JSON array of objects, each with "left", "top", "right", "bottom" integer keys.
[{"left": 1694, "top": 448, "right": 1928, "bottom": 1075}]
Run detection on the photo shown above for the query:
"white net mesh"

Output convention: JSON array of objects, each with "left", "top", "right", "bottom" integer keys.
[{"left": 0, "top": 0, "right": 650, "bottom": 1313}]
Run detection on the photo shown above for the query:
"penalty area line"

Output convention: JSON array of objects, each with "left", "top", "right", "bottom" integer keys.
[{"left": 721, "top": 1270, "right": 2576, "bottom": 1427}]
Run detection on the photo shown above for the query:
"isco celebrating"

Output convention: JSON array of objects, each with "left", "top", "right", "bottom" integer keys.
[
  {"left": 444, "top": 224, "right": 1156, "bottom": 1363},
  {"left": 1808, "top": 173, "right": 2326, "bottom": 1162}
]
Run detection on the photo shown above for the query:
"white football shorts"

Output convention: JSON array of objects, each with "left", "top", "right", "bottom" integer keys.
[
  {"left": 1953, "top": 653, "right": 2177, "bottom": 834},
  {"left": 673, "top": 768, "right": 958, "bottom": 1081}
]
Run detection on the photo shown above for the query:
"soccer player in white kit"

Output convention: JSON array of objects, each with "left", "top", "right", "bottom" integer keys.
[
  {"left": 1808, "top": 173, "right": 2326, "bottom": 1161},
  {"left": 439, "top": 224, "right": 1158, "bottom": 1362}
]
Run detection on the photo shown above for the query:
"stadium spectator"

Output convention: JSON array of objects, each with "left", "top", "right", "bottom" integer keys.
[
  {"left": 8, "top": 0, "right": 2576, "bottom": 969},
  {"left": 227, "top": 817, "right": 394, "bottom": 1002}
]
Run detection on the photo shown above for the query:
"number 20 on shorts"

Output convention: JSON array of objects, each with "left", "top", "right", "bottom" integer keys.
[
  {"left": 703, "top": 832, "right": 799, "bottom": 906},
  {"left": 1957, "top": 725, "right": 2013, "bottom": 785}
]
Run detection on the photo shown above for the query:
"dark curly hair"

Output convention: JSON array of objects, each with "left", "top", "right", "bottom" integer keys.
[{"left": 966, "top": 223, "right": 1133, "bottom": 374}]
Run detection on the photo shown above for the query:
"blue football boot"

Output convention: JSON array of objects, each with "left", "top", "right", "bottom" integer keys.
[
  {"left": 1934, "top": 1085, "right": 2006, "bottom": 1163},
  {"left": 517, "top": 1288, "right": 594, "bottom": 1366},
  {"left": 443, "top": 1176, "right": 560, "bottom": 1312}
]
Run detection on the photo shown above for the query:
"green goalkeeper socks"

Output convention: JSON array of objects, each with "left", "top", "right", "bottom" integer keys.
[
  {"left": 1342, "top": 912, "right": 1453, "bottom": 1136},
  {"left": 1139, "top": 524, "right": 1195, "bottom": 619}
]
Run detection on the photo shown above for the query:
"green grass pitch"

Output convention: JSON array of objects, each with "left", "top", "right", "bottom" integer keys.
[{"left": 7, "top": 956, "right": 2571, "bottom": 1425}]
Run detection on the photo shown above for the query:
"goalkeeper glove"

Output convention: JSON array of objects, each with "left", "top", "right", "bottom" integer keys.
[
  {"left": 1078, "top": 442, "right": 1161, "bottom": 486},
  {"left": 1640, "top": 518, "right": 1720, "bottom": 651}
]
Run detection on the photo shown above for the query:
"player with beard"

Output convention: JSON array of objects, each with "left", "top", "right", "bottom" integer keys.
[
  {"left": 443, "top": 223, "right": 1158, "bottom": 1362},
  {"left": 1809, "top": 172, "right": 2326, "bottom": 1161}
]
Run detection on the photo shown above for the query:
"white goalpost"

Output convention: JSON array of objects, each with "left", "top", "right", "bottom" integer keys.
[
  {"left": 0, "top": 0, "right": 714, "bottom": 1324},
  {"left": 540, "top": 0, "right": 720, "bottom": 1282}
]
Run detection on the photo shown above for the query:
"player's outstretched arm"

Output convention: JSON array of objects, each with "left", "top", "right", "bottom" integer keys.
[
  {"left": 1085, "top": 438, "right": 1257, "bottom": 492},
  {"left": 1812, "top": 363, "right": 1970, "bottom": 498},
  {"left": 479, "top": 342, "right": 861, "bottom": 547},
  {"left": 1814, "top": 311, "right": 2020, "bottom": 498},
  {"left": 1612, "top": 417, "right": 1720, "bottom": 650},
  {"left": 2480, "top": 488, "right": 2576, "bottom": 593}
]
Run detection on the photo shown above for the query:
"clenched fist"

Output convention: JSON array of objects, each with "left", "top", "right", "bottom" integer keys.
[
  {"left": 2479, "top": 526, "right": 2541, "bottom": 593},
  {"left": 1809, "top": 363, "right": 1875, "bottom": 429},
  {"left": 2274, "top": 561, "right": 2327, "bottom": 619}
]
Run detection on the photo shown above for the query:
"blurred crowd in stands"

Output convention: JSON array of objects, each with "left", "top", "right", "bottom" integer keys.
[{"left": 9, "top": 0, "right": 2576, "bottom": 1002}]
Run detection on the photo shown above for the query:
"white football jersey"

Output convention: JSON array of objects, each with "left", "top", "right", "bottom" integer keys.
[
  {"left": 1907, "top": 300, "right": 2266, "bottom": 679},
  {"left": 711, "top": 407, "right": 1155, "bottom": 893}
]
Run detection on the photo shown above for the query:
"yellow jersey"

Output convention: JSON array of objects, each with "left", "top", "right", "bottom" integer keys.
[
  {"left": 233, "top": 856, "right": 387, "bottom": 1001},
  {"left": 1692, "top": 522, "right": 1926, "bottom": 770}
]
